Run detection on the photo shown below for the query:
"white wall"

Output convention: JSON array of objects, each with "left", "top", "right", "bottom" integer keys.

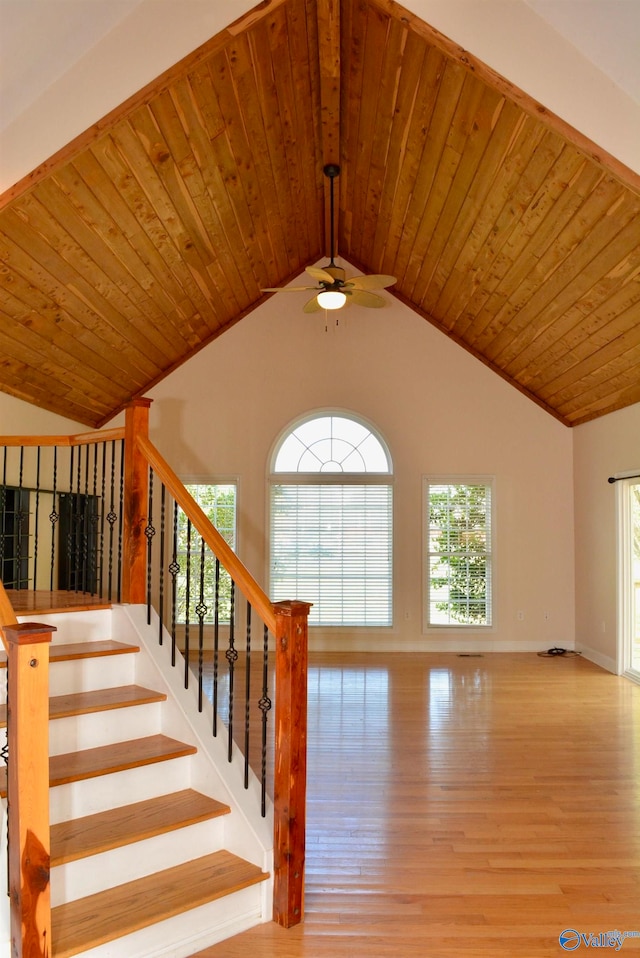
[
  {"left": 1, "top": 0, "right": 638, "bottom": 194},
  {"left": 148, "top": 288, "right": 575, "bottom": 653},
  {"left": 0, "top": 392, "right": 88, "bottom": 435},
  {"left": 573, "top": 403, "right": 640, "bottom": 672}
]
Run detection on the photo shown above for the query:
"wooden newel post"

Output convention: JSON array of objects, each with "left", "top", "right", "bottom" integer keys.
[
  {"left": 272, "top": 600, "right": 311, "bottom": 928},
  {"left": 5, "top": 622, "right": 56, "bottom": 958},
  {"left": 122, "top": 398, "right": 152, "bottom": 604}
]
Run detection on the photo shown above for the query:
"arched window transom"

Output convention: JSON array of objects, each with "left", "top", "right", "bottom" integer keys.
[{"left": 273, "top": 415, "right": 391, "bottom": 474}]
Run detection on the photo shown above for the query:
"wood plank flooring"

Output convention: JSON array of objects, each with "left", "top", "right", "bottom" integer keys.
[{"left": 193, "top": 651, "right": 640, "bottom": 958}]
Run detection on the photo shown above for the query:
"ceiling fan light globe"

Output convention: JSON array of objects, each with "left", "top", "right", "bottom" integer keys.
[{"left": 317, "top": 290, "right": 347, "bottom": 310}]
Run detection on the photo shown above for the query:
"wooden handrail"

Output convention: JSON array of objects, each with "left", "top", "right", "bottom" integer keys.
[
  {"left": 0, "top": 428, "right": 125, "bottom": 448},
  {"left": 136, "top": 434, "right": 277, "bottom": 633}
]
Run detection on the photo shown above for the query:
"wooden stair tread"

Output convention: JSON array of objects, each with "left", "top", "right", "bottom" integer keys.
[
  {"left": 48, "top": 684, "right": 167, "bottom": 719},
  {"left": 49, "top": 734, "right": 198, "bottom": 786},
  {"left": 0, "top": 639, "right": 139, "bottom": 669},
  {"left": 49, "top": 639, "right": 140, "bottom": 661},
  {"left": 51, "top": 850, "right": 268, "bottom": 958},
  {"left": 51, "top": 789, "right": 230, "bottom": 865},
  {"left": 0, "top": 734, "right": 197, "bottom": 798},
  {"left": 0, "top": 684, "right": 166, "bottom": 728}
]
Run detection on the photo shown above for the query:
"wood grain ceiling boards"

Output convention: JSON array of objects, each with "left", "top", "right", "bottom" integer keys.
[{"left": 0, "top": 0, "right": 639, "bottom": 428}]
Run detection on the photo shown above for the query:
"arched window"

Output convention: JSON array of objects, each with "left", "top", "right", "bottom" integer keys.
[{"left": 270, "top": 413, "right": 393, "bottom": 627}]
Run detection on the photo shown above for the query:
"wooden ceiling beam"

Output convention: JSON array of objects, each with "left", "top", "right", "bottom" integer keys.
[{"left": 316, "top": 0, "right": 341, "bottom": 255}]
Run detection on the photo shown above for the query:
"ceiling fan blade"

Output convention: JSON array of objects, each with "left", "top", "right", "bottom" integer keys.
[
  {"left": 261, "top": 285, "right": 318, "bottom": 292},
  {"left": 348, "top": 289, "right": 388, "bottom": 308},
  {"left": 303, "top": 294, "right": 322, "bottom": 313},
  {"left": 306, "top": 265, "right": 336, "bottom": 284},
  {"left": 347, "top": 274, "right": 397, "bottom": 291}
]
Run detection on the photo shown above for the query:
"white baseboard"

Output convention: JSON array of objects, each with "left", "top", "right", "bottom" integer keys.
[
  {"left": 576, "top": 644, "right": 617, "bottom": 674},
  {"left": 308, "top": 634, "right": 571, "bottom": 654}
]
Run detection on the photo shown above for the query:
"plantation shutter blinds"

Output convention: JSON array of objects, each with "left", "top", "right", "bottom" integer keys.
[{"left": 271, "top": 482, "right": 393, "bottom": 626}]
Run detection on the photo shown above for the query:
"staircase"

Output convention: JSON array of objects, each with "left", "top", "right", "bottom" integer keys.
[{"left": 0, "top": 605, "right": 272, "bottom": 958}]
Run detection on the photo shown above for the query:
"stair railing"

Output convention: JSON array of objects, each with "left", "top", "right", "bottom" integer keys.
[
  {"left": 0, "top": 428, "right": 126, "bottom": 599},
  {"left": 126, "top": 400, "right": 309, "bottom": 927},
  {"left": 1, "top": 398, "right": 309, "bottom": 933}
]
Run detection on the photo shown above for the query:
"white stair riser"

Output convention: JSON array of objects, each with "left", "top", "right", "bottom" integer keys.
[
  {"left": 48, "top": 654, "right": 137, "bottom": 696},
  {"left": 49, "top": 755, "right": 195, "bottom": 823},
  {"left": 52, "top": 817, "right": 227, "bottom": 906},
  {"left": 64, "top": 883, "right": 266, "bottom": 958},
  {"left": 48, "top": 702, "right": 163, "bottom": 755},
  {"left": 17, "top": 610, "right": 114, "bottom": 643}
]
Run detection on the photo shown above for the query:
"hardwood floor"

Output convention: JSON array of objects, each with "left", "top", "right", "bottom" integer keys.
[{"left": 193, "top": 651, "right": 640, "bottom": 957}]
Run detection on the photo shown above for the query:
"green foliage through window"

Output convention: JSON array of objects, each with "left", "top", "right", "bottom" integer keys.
[
  {"left": 426, "top": 482, "right": 492, "bottom": 627},
  {"left": 175, "top": 484, "right": 236, "bottom": 624}
]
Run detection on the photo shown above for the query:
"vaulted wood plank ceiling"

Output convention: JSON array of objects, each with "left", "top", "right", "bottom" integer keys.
[{"left": 1, "top": 0, "right": 639, "bottom": 428}]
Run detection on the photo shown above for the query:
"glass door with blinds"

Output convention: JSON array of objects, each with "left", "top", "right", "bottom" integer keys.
[{"left": 619, "top": 480, "right": 640, "bottom": 681}]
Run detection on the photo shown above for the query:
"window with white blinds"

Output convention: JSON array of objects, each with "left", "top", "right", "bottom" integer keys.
[
  {"left": 425, "top": 480, "right": 493, "bottom": 628},
  {"left": 270, "top": 414, "right": 393, "bottom": 627}
]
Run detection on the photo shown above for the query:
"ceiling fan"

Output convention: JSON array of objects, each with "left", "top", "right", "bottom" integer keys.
[{"left": 262, "top": 164, "right": 396, "bottom": 313}]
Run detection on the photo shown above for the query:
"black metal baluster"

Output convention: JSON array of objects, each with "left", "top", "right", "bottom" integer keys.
[
  {"left": 184, "top": 518, "right": 192, "bottom": 689},
  {"left": 16, "top": 447, "right": 24, "bottom": 590},
  {"left": 145, "top": 468, "right": 155, "bottom": 625},
  {"left": 226, "top": 581, "right": 237, "bottom": 762},
  {"left": 244, "top": 601, "right": 252, "bottom": 788},
  {"left": 75, "top": 441, "right": 83, "bottom": 592},
  {"left": 90, "top": 443, "right": 99, "bottom": 596},
  {"left": 33, "top": 447, "right": 41, "bottom": 589},
  {"left": 65, "top": 445, "right": 75, "bottom": 592},
  {"left": 81, "top": 442, "right": 89, "bottom": 593},
  {"left": 99, "top": 442, "right": 107, "bottom": 598},
  {"left": 259, "top": 623, "right": 272, "bottom": 817},
  {"left": 159, "top": 484, "right": 166, "bottom": 646},
  {"left": 49, "top": 447, "right": 58, "bottom": 590},
  {"left": 106, "top": 441, "right": 117, "bottom": 600},
  {"left": 212, "top": 558, "right": 220, "bottom": 737},
  {"left": 116, "top": 439, "right": 124, "bottom": 602},
  {"left": 169, "top": 501, "right": 179, "bottom": 667},
  {"left": 196, "top": 538, "right": 207, "bottom": 712}
]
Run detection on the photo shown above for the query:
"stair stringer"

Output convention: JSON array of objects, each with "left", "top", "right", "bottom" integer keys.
[{"left": 116, "top": 603, "right": 274, "bottom": 912}]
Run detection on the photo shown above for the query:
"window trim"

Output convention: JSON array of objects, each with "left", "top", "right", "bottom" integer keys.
[
  {"left": 268, "top": 410, "right": 394, "bottom": 629},
  {"left": 423, "top": 476, "right": 496, "bottom": 632},
  {"left": 269, "top": 409, "right": 393, "bottom": 476}
]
